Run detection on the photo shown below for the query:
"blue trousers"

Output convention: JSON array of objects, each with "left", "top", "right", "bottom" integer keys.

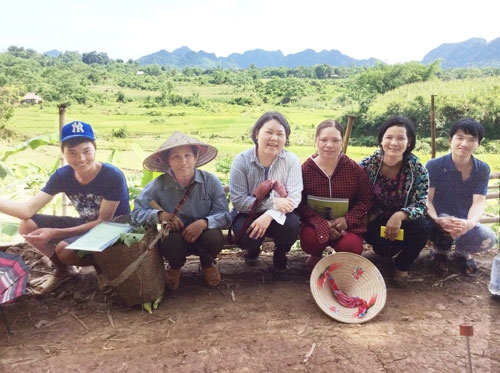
[{"left": 428, "top": 215, "right": 498, "bottom": 256}]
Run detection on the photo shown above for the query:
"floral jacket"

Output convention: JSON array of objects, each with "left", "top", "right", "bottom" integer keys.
[{"left": 359, "top": 149, "right": 428, "bottom": 221}]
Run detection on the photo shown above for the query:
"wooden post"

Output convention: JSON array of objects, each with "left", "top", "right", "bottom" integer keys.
[
  {"left": 431, "top": 95, "right": 436, "bottom": 158},
  {"left": 58, "top": 104, "right": 68, "bottom": 215},
  {"left": 342, "top": 115, "right": 356, "bottom": 154}
]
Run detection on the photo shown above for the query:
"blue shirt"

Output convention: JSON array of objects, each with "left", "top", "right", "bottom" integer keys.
[
  {"left": 42, "top": 163, "right": 130, "bottom": 221},
  {"left": 426, "top": 153, "right": 490, "bottom": 219},
  {"left": 131, "top": 169, "right": 231, "bottom": 229}
]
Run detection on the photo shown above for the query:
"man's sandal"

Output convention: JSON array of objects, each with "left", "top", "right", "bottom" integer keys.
[
  {"left": 458, "top": 257, "right": 479, "bottom": 278},
  {"left": 393, "top": 269, "right": 409, "bottom": 288},
  {"left": 96, "top": 273, "right": 114, "bottom": 294},
  {"left": 31, "top": 273, "right": 75, "bottom": 295},
  {"left": 433, "top": 253, "right": 449, "bottom": 275}
]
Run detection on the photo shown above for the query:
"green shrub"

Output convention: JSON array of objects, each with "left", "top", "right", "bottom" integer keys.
[{"left": 112, "top": 126, "right": 128, "bottom": 138}]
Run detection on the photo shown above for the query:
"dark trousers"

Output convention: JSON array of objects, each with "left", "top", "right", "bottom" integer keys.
[
  {"left": 158, "top": 228, "right": 224, "bottom": 269},
  {"left": 428, "top": 221, "right": 454, "bottom": 253},
  {"left": 363, "top": 216, "right": 429, "bottom": 271},
  {"left": 232, "top": 211, "right": 300, "bottom": 269}
]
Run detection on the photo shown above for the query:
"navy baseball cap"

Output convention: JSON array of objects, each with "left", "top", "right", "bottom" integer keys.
[{"left": 60, "top": 121, "right": 95, "bottom": 142}]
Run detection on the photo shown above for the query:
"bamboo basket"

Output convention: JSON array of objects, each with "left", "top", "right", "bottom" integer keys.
[{"left": 93, "top": 226, "right": 165, "bottom": 307}]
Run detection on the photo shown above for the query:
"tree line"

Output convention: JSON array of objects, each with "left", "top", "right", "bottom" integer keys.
[{"left": 1, "top": 45, "right": 500, "bottom": 141}]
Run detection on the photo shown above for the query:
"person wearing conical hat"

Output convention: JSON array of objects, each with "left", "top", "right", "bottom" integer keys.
[
  {"left": 0, "top": 121, "right": 130, "bottom": 294},
  {"left": 131, "top": 131, "right": 231, "bottom": 290}
]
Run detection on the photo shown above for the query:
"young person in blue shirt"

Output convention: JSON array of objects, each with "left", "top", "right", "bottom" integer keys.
[
  {"left": 426, "top": 118, "right": 498, "bottom": 277},
  {"left": 131, "top": 132, "right": 231, "bottom": 290},
  {"left": 0, "top": 121, "right": 130, "bottom": 294}
]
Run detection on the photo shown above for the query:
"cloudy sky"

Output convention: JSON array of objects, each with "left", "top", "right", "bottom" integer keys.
[{"left": 2, "top": 0, "right": 498, "bottom": 64}]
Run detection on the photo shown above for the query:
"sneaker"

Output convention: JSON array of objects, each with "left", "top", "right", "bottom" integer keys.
[
  {"left": 305, "top": 255, "right": 322, "bottom": 273},
  {"left": 165, "top": 268, "right": 181, "bottom": 291},
  {"left": 203, "top": 266, "right": 221, "bottom": 287}
]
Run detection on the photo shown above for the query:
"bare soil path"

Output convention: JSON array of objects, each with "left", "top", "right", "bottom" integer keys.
[{"left": 1, "top": 243, "right": 499, "bottom": 372}]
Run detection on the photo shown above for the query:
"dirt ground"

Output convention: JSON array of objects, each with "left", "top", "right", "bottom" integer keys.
[{"left": 1, "top": 241, "right": 499, "bottom": 373}]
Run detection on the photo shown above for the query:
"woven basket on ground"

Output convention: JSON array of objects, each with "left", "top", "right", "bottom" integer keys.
[{"left": 93, "top": 226, "right": 165, "bottom": 307}]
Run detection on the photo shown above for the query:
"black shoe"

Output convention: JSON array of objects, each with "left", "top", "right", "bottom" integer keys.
[
  {"left": 244, "top": 249, "right": 260, "bottom": 266},
  {"left": 244, "top": 255, "right": 259, "bottom": 266},
  {"left": 272, "top": 267, "right": 291, "bottom": 281}
]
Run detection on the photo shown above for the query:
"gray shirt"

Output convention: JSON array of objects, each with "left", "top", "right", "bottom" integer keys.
[{"left": 229, "top": 147, "right": 303, "bottom": 225}]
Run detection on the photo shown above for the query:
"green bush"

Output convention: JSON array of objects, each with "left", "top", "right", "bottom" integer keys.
[{"left": 112, "top": 126, "right": 128, "bottom": 138}]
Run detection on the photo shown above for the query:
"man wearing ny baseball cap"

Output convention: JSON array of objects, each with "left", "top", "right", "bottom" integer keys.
[
  {"left": 0, "top": 120, "right": 130, "bottom": 294},
  {"left": 60, "top": 120, "right": 96, "bottom": 142}
]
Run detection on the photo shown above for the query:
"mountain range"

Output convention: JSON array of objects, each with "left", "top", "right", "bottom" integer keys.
[{"left": 135, "top": 37, "right": 500, "bottom": 69}]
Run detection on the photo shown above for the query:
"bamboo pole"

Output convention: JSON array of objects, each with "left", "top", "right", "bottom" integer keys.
[
  {"left": 342, "top": 115, "right": 356, "bottom": 154},
  {"left": 431, "top": 94, "right": 436, "bottom": 158},
  {"left": 58, "top": 104, "right": 68, "bottom": 215}
]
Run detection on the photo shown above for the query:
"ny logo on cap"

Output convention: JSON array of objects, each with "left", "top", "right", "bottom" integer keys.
[{"left": 72, "top": 121, "right": 85, "bottom": 134}]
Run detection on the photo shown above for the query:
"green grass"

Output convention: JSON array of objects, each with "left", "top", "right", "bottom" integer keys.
[
  {"left": 2, "top": 101, "right": 499, "bottom": 240},
  {"left": 6, "top": 103, "right": 500, "bottom": 171}
]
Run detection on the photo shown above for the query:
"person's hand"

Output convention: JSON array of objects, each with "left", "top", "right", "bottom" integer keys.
[
  {"left": 441, "top": 217, "right": 471, "bottom": 239},
  {"left": 330, "top": 217, "right": 348, "bottom": 236},
  {"left": 274, "top": 197, "right": 295, "bottom": 214},
  {"left": 253, "top": 180, "right": 274, "bottom": 201},
  {"left": 328, "top": 220, "right": 346, "bottom": 240},
  {"left": 22, "top": 228, "right": 54, "bottom": 251},
  {"left": 384, "top": 213, "right": 404, "bottom": 241},
  {"left": 247, "top": 214, "right": 273, "bottom": 239},
  {"left": 182, "top": 219, "right": 207, "bottom": 243},
  {"left": 435, "top": 216, "right": 456, "bottom": 236},
  {"left": 159, "top": 211, "right": 184, "bottom": 232}
]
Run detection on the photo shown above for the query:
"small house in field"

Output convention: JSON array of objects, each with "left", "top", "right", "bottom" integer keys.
[{"left": 21, "top": 92, "right": 43, "bottom": 104}]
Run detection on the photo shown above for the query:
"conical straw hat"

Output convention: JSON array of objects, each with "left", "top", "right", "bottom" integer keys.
[
  {"left": 143, "top": 131, "right": 218, "bottom": 172},
  {"left": 310, "top": 252, "right": 387, "bottom": 323}
]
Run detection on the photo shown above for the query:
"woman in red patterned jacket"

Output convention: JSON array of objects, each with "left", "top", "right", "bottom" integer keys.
[{"left": 297, "top": 120, "right": 374, "bottom": 272}]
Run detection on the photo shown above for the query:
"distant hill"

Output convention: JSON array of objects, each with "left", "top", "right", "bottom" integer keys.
[
  {"left": 422, "top": 37, "right": 500, "bottom": 68},
  {"left": 44, "top": 49, "right": 61, "bottom": 58},
  {"left": 43, "top": 37, "right": 500, "bottom": 69},
  {"left": 136, "top": 47, "right": 380, "bottom": 69},
  {"left": 136, "top": 38, "right": 500, "bottom": 69}
]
